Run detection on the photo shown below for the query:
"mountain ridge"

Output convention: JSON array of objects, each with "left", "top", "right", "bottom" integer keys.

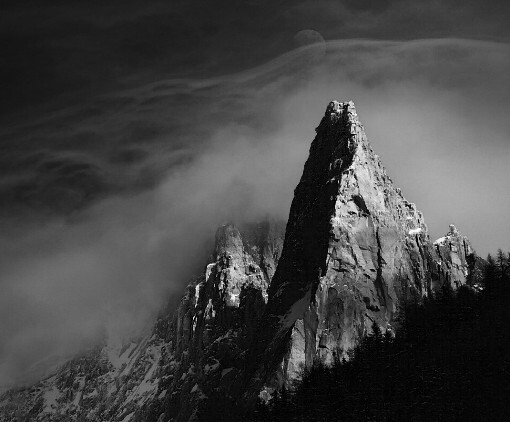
[{"left": 0, "top": 101, "right": 482, "bottom": 422}]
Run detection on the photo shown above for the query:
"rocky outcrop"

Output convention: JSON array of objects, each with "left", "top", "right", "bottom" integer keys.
[
  {"left": 244, "top": 101, "right": 479, "bottom": 403},
  {"left": 433, "top": 224, "right": 474, "bottom": 287},
  {"left": 159, "top": 220, "right": 285, "bottom": 422}
]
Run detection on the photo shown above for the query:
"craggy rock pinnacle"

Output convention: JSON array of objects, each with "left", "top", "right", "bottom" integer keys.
[
  {"left": 244, "top": 101, "right": 479, "bottom": 403},
  {"left": 433, "top": 224, "right": 475, "bottom": 287},
  {"left": 148, "top": 220, "right": 285, "bottom": 422}
]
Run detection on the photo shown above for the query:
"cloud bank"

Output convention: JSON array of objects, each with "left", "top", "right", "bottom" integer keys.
[{"left": 1, "top": 38, "right": 509, "bottom": 388}]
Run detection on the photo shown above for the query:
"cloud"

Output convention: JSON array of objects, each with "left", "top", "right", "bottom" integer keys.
[
  {"left": 2, "top": 0, "right": 509, "bottom": 117},
  {"left": 0, "top": 38, "right": 509, "bottom": 388}
]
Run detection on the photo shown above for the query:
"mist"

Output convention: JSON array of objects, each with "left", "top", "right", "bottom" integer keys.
[{"left": 1, "top": 38, "right": 509, "bottom": 389}]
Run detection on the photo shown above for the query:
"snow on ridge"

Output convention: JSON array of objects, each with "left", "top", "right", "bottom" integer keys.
[
  {"left": 434, "top": 236, "right": 447, "bottom": 245},
  {"left": 43, "top": 385, "right": 60, "bottom": 413},
  {"left": 408, "top": 228, "right": 422, "bottom": 235}
]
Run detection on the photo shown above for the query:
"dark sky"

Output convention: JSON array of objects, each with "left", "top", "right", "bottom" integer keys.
[
  {"left": 1, "top": 0, "right": 509, "bottom": 388},
  {"left": 2, "top": 0, "right": 510, "bottom": 116}
]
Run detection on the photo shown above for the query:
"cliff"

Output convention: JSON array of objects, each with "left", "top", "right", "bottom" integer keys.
[{"left": 244, "top": 101, "right": 479, "bottom": 402}]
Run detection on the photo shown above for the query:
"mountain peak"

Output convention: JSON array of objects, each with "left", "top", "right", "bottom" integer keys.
[
  {"left": 316, "top": 99, "right": 358, "bottom": 132},
  {"left": 0, "top": 102, "right": 480, "bottom": 422},
  {"left": 325, "top": 99, "right": 356, "bottom": 116},
  {"left": 319, "top": 100, "right": 361, "bottom": 133},
  {"left": 245, "top": 99, "right": 478, "bottom": 405},
  {"left": 449, "top": 224, "right": 459, "bottom": 235}
]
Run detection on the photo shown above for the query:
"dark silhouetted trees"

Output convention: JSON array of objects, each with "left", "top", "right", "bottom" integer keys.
[{"left": 247, "top": 250, "right": 510, "bottom": 421}]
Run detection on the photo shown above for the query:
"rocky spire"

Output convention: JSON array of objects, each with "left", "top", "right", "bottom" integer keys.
[
  {"left": 162, "top": 219, "right": 285, "bottom": 421},
  {"left": 244, "top": 100, "right": 477, "bottom": 402}
]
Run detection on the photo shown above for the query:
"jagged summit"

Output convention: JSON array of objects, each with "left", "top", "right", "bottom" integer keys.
[
  {"left": 244, "top": 100, "right": 477, "bottom": 404},
  {"left": 449, "top": 223, "right": 459, "bottom": 235},
  {"left": 323, "top": 99, "right": 357, "bottom": 117},
  {"left": 434, "top": 224, "right": 461, "bottom": 246},
  {"left": 324, "top": 100, "right": 356, "bottom": 120},
  {"left": 432, "top": 224, "right": 477, "bottom": 288}
]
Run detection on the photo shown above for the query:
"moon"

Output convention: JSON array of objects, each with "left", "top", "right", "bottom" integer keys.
[
  {"left": 293, "top": 29, "right": 327, "bottom": 60},
  {"left": 293, "top": 29, "right": 326, "bottom": 48}
]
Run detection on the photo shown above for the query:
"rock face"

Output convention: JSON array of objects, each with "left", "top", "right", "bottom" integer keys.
[
  {"left": 244, "top": 101, "right": 479, "bottom": 400},
  {"left": 433, "top": 224, "right": 475, "bottom": 287},
  {"left": 160, "top": 220, "right": 285, "bottom": 422},
  {"left": 0, "top": 100, "right": 481, "bottom": 422}
]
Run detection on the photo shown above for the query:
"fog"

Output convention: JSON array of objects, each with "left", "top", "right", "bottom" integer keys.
[{"left": 0, "top": 39, "right": 509, "bottom": 388}]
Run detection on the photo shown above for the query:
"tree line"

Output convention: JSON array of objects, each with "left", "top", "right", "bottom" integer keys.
[{"left": 248, "top": 249, "right": 510, "bottom": 421}]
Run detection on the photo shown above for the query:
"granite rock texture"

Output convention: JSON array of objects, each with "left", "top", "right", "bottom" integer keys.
[
  {"left": 161, "top": 220, "right": 285, "bottom": 422},
  {"left": 244, "top": 101, "right": 479, "bottom": 402}
]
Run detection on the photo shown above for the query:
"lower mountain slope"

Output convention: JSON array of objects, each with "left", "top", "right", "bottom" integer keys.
[{"left": 0, "top": 221, "right": 285, "bottom": 422}]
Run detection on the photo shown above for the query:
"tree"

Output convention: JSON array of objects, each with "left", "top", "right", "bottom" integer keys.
[
  {"left": 371, "top": 321, "right": 382, "bottom": 343},
  {"left": 496, "top": 248, "right": 509, "bottom": 281}
]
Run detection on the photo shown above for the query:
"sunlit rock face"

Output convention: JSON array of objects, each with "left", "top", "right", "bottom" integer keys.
[
  {"left": 433, "top": 224, "right": 475, "bottom": 288},
  {"left": 245, "top": 101, "right": 479, "bottom": 399}
]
